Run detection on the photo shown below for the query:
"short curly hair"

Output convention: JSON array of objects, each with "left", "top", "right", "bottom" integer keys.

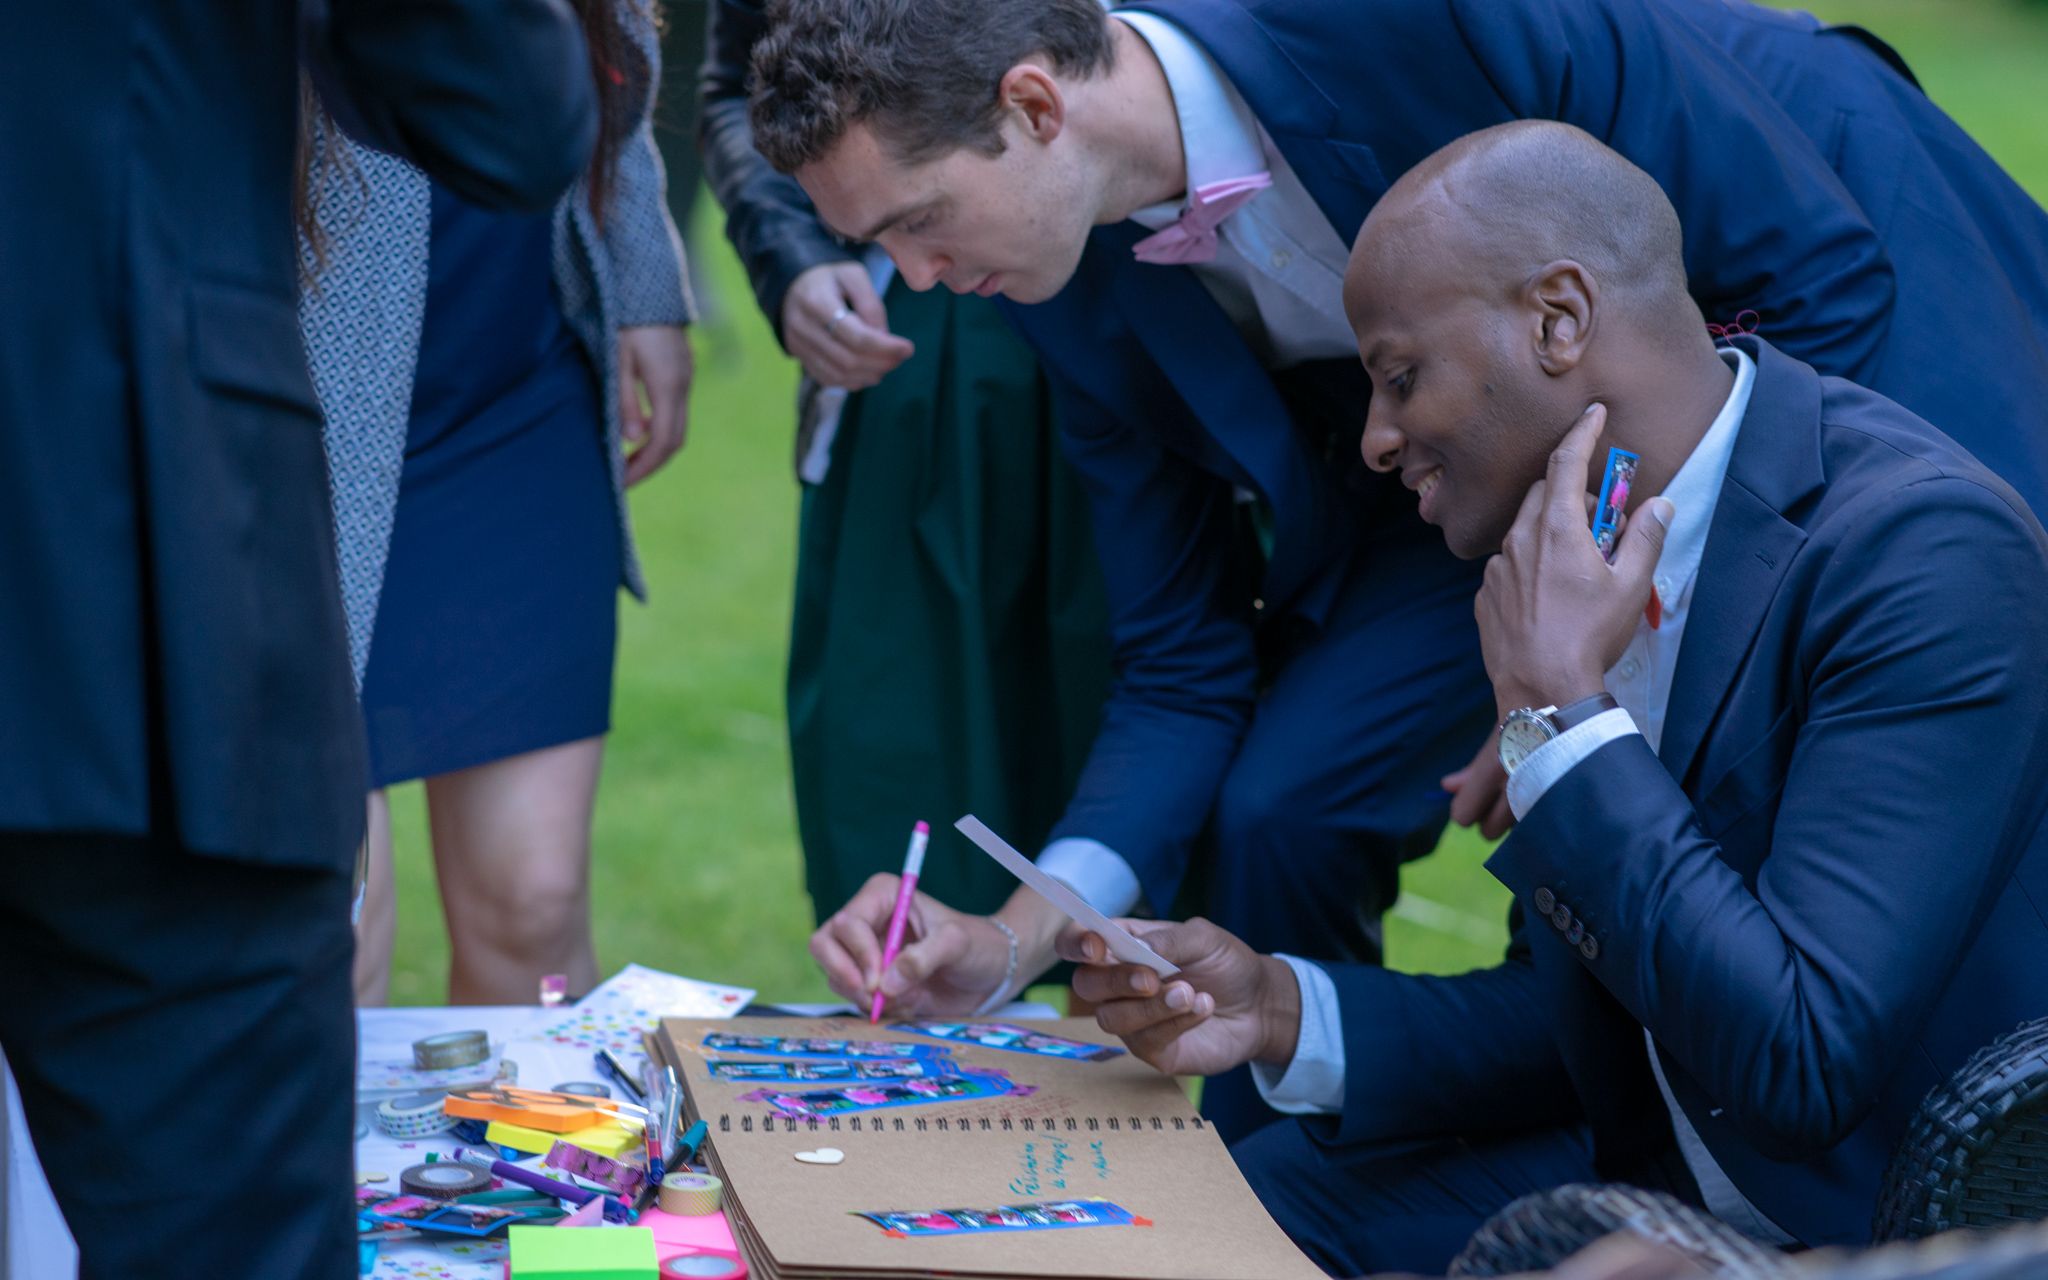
[{"left": 748, "top": 0, "right": 1116, "bottom": 174}]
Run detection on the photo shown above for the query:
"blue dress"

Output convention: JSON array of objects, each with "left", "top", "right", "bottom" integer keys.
[{"left": 358, "top": 183, "right": 621, "bottom": 787}]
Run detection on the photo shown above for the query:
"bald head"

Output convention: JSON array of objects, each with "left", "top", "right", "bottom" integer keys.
[
  {"left": 1346, "top": 123, "right": 1724, "bottom": 561},
  {"left": 1346, "top": 121, "right": 1691, "bottom": 335}
]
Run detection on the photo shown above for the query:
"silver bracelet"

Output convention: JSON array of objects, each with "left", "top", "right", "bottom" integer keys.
[{"left": 972, "top": 918, "right": 1021, "bottom": 1017}]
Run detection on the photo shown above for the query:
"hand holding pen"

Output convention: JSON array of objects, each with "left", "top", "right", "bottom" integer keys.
[{"left": 870, "top": 821, "right": 929, "bottom": 1023}]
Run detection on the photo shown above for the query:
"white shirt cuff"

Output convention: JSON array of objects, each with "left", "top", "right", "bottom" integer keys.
[
  {"left": 1035, "top": 838, "right": 1143, "bottom": 918},
  {"left": 1505, "top": 707, "right": 1639, "bottom": 821},
  {"left": 1248, "top": 955, "right": 1345, "bottom": 1115}
]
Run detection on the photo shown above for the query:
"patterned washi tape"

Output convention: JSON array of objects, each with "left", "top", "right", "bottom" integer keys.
[
  {"left": 413, "top": 1029, "right": 490, "bottom": 1070},
  {"left": 658, "top": 1171, "right": 724, "bottom": 1216},
  {"left": 398, "top": 1162, "right": 492, "bottom": 1199},
  {"left": 376, "top": 1092, "right": 457, "bottom": 1139},
  {"left": 660, "top": 1249, "right": 748, "bottom": 1279}
]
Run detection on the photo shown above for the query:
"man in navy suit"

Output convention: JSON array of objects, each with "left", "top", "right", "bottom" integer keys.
[
  {"left": 755, "top": 0, "right": 2048, "bottom": 1138},
  {"left": 1064, "top": 121, "right": 2048, "bottom": 1275},
  {"left": 0, "top": 2, "right": 595, "bottom": 1274}
]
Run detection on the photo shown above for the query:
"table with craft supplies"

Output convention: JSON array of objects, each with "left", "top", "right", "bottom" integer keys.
[{"left": 5, "top": 962, "right": 1308, "bottom": 1280}]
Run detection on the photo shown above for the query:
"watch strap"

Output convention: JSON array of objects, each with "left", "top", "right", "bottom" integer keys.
[{"left": 1550, "top": 691, "right": 1619, "bottom": 733}]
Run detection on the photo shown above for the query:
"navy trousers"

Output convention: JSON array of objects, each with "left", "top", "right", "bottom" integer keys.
[
  {"left": 0, "top": 833, "right": 357, "bottom": 1279},
  {"left": 1198, "top": 507, "right": 1494, "bottom": 1142},
  {"left": 1234, "top": 1119, "right": 1612, "bottom": 1277}
]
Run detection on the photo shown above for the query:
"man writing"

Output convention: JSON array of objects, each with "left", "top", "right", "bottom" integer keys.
[
  {"left": 1063, "top": 121, "right": 2048, "bottom": 1275},
  {"left": 749, "top": 0, "right": 2048, "bottom": 1138}
]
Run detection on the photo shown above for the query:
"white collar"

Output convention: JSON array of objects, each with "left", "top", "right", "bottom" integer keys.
[
  {"left": 1652, "top": 346, "right": 1756, "bottom": 613},
  {"left": 1111, "top": 9, "right": 1269, "bottom": 230}
]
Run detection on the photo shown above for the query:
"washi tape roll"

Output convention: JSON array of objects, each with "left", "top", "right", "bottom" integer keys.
[
  {"left": 398, "top": 1162, "right": 492, "bottom": 1199},
  {"left": 660, "top": 1249, "right": 748, "bottom": 1280},
  {"left": 550, "top": 1080, "right": 610, "bottom": 1099},
  {"left": 413, "top": 1030, "right": 490, "bottom": 1070},
  {"left": 376, "top": 1092, "right": 457, "bottom": 1139},
  {"left": 658, "top": 1172, "right": 724, "bottom": 1217}
]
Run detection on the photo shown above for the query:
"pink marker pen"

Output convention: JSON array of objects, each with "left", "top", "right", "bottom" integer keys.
[{"left": 870, "top": 821, "right": 930, "bottom": 1024}]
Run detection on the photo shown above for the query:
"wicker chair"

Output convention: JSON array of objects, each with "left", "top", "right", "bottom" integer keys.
[
  {"left": 1449, "top": 1017, "right": 2048, "bottom": 1276},
  {"left": 1448, "top": 1184, "right": 1797, "bottom": 1278},
  {"left": 1874, "top": 1016, "right": 2048, "bottom": 1240}
]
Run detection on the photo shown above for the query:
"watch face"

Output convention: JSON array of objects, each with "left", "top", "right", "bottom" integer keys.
[{"left": 1498, "top": 712, "right": 1555, "bottom": 774}]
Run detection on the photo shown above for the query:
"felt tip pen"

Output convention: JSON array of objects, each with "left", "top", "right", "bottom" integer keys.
[
  {"left": 595, "top": 1048, "right": 648, "bottom": 1105},
  {"left": 871, "top": 821, "right": 931, "bottom": 1023},
  {"left": 451, "top": 1148, "right": 633, "bottom": 1223},
  {"left": 670, "top": 1118, "right": 708, "bottom": 1170}
]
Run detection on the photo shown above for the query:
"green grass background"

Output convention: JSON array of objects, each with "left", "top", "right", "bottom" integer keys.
[{"left": 382, "top": 0, "right": 2048, "bottom": 1007}]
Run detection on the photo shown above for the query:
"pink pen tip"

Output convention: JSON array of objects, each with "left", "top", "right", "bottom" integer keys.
[{"left": 914, "top": 821, "right": 929, "bottom": 834}]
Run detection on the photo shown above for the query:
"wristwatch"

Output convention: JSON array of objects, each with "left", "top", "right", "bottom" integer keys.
[{"left": 1498, "top": 692, "right": 1620, "bottom": 775}]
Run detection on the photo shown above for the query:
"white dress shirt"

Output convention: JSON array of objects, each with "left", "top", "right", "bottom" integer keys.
[
  {"left": 1254, "top": 349, "right": 1794, "bottom": 1244},
  {"left": 1036, "top": 6, "right": 1360, "bottom": 919}
]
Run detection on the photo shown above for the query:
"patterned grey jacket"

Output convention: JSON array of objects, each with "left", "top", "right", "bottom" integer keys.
[{"left": 298, "top": 0, "right": 692, "bottom": 687}]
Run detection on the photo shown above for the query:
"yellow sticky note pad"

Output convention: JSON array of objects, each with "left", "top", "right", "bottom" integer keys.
[{"left": 489, "top": 1116, "right": 642, "bottom": 1159}]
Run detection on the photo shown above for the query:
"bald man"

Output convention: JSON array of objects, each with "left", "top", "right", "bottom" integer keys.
[{"left": 1059, "top": 122, "right": 2048, "bottom": 1275}]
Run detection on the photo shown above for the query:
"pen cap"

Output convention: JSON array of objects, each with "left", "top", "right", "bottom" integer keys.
[{"left": 904, "top": 821, "right": 930, "bottom": 879}]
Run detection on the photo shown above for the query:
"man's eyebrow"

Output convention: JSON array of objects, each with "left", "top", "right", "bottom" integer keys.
[{"left": 1363, "top": 340, "right": 1391, "bottom": 372}]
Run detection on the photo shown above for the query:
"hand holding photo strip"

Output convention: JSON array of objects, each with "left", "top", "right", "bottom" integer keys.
[
  {"left": 1593, "top": 443, "right": 1662, "bottom": 629},
  {"left": 953, "top": 816, "right": 1180, "bottom": 977}
]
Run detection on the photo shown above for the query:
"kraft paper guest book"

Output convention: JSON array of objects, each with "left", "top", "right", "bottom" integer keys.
[{"left": 650, "top": 1016, "right": 1323, "bottom": 1280}]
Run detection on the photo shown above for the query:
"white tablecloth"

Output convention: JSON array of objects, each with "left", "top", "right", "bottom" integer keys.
[{"left": 3, "top": 999, "right": 1056, "bottom": 1279}]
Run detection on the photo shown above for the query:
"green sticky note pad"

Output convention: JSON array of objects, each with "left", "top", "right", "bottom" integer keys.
[{"left": 508, "top": 1225, "right": 659, "bottom": 1279}]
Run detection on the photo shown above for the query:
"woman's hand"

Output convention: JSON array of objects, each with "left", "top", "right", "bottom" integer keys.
[{"left": 617, "top": 324, "right": 693, "bottom": 485}]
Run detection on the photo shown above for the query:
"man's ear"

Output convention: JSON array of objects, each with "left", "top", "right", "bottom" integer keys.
[
  {"left": 999, "top": 64, "right": 1067, "bottom": 144},
  {"left": 1527, "top": 259, "right": 1597, "bottom": 375}
]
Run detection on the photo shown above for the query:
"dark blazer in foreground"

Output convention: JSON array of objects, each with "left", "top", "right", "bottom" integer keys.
[
  {"left": 1001, "top": 0, "right": 2048, "bottom": 910},
  {"left": 1322, "top": 338, "right": 2048, "bottom": 1247},
  {"left": 0, "top": 0, "right": 597, "bottom": 870}
]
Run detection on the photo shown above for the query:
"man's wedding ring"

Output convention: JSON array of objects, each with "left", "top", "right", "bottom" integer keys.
[{"left": 827, "top": 305, "right": 851, "bottom": 336}]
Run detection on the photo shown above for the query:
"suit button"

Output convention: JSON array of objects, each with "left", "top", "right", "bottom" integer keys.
[
  {"left": 1534, "top": 887, "right": 1556, "bottom": 915},
  {"left": 1580, "top": 935, "right": 1600, "bottom": 961},
  {"left": 1566, "top": 920, "right": 1585, "bottom": 946},
  {"left": 1551, "top": 906, "right": 1573, "bottom": 932}
]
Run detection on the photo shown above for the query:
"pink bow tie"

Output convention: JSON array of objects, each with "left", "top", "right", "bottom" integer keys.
[{"left": 1131, "top": 172, "right": 1273, "bottom": 265}]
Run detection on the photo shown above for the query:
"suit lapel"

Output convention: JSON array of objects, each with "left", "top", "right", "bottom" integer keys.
[
  {"left": 1269, "top": 135, "right": 1388, "bottom": 249},
  {"left": 1660, "top": 340, "right": 1827, "bottom": 784},
  {"left": 1097, "top": 222, "right": 1328, "bottom": 608}
]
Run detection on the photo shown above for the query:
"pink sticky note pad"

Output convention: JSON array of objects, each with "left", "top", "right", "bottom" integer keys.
[{"left": 641, "top": 1206, "right": 737, "bottom": 1253}]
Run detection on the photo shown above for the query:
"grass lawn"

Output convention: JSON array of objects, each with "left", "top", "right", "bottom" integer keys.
[{"left": 382, "top": 0, "right": 2048, "bottom": 1007}]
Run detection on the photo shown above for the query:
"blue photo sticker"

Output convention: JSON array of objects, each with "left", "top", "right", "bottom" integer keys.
[
  {"left": 856, "top": 1198, "right": 1144, "bottom": 1237},
  {"left": 707, "top": 1056, "right": 938, "bottom": 1083},
  {"left": 740, "top": 1071, "right": 1032, "bottom": 1119},
  {"left": 701, "top": 1033, "right": 951, "bottom": 1060},
  {"left": 1592, "top": 447, "right": 1639, "bottom": 562},
  {"left": 892, "top": 1021, "right": 1125, "bottom": 1062}
]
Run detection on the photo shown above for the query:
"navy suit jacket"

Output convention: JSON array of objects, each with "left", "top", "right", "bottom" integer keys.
[
  {"left": 1320, "top": 338, "right": 2048, "bottom": 1247},
  {"left": 1000, "top": 0, "right": 2048, "bottom": 915},
  {"left": 0, "top": 0, "right": 595, "bottom": 869}
]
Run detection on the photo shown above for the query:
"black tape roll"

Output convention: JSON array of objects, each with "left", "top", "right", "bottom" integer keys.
[{"left": 398, "top": 1162, "right": 492, "bottom": 1199}]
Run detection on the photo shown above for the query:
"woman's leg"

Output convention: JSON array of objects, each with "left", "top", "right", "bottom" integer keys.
[
  {"left": 424, "top": 737, "right": 605, "bottom": 1005},
  {"left": 353, "top": 790, "right": 397, "bottom": 1006}
]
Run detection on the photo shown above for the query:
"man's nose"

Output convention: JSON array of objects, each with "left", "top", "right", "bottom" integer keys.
[
  {"left": 1360, "top": 412, "right": 1403, "bottom": 474},
  {"left": 890, "top": 247, "right": 950, "bottom": 293}
]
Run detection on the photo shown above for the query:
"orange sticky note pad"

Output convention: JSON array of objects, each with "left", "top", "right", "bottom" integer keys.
[{"left": 443, "top": 1085, "right": 607, "bottom": 1133}]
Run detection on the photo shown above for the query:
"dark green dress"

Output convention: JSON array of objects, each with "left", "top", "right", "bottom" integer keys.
[{"left": 785, "top": 281, "right": 1111, "bottom": 918}]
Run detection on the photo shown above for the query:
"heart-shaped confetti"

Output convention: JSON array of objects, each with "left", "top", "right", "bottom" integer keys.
[{"left": 793, "top": 1148, "right": 845, "bottom": 1166}]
